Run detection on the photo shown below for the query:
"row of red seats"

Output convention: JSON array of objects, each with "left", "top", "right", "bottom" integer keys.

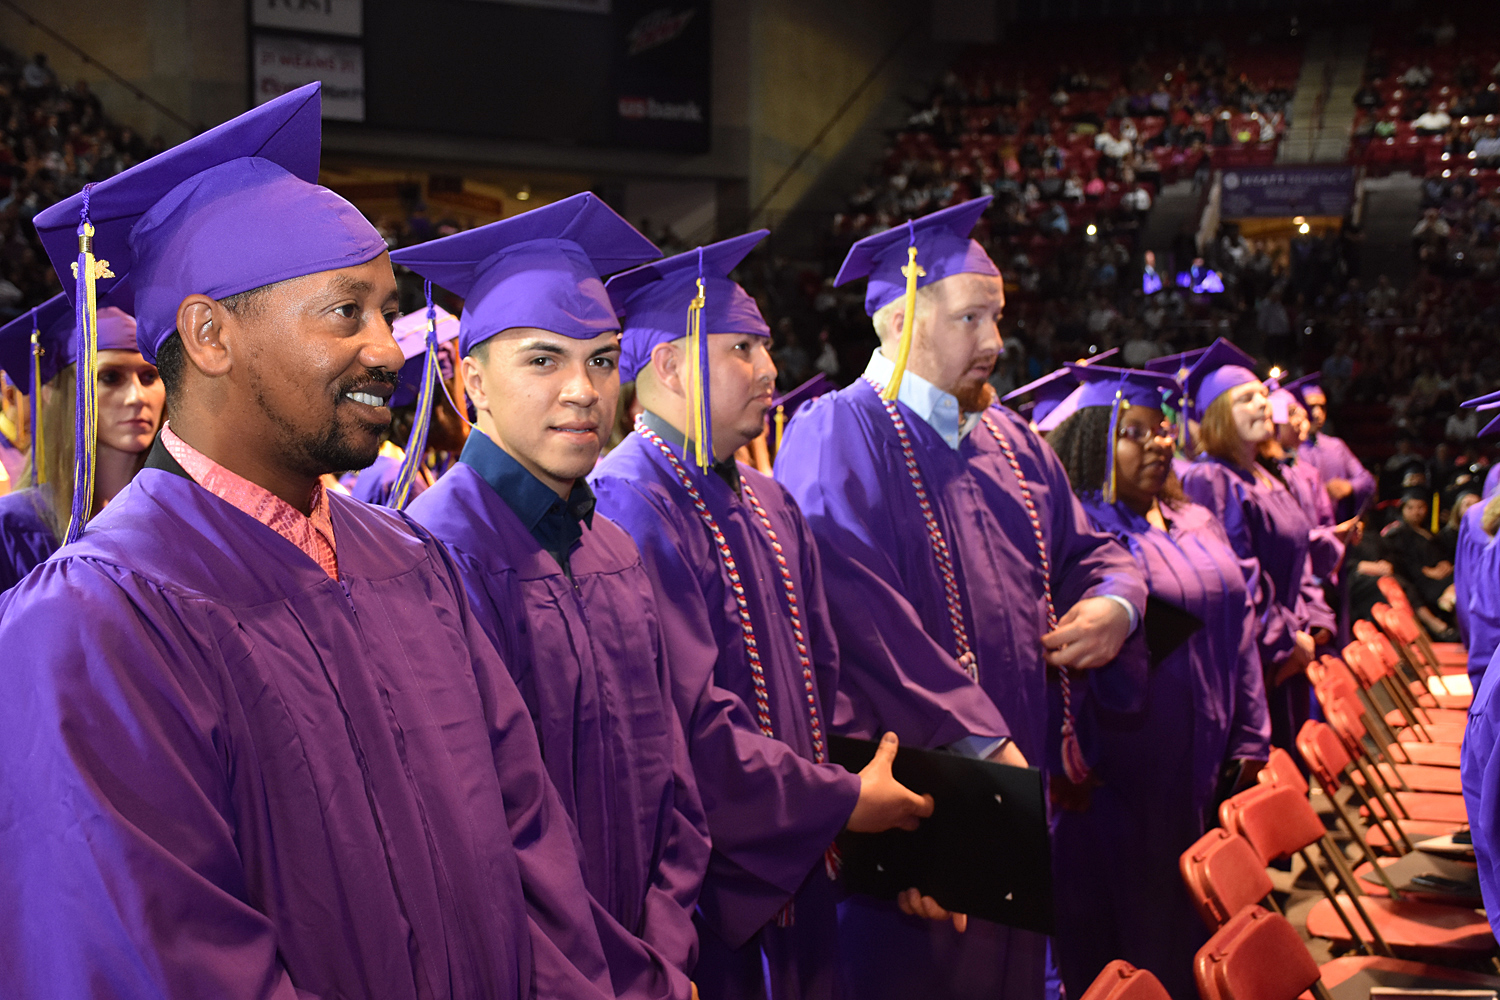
[{"left": 1074, "top": 577, "right": 1494, "bottom": 1000}]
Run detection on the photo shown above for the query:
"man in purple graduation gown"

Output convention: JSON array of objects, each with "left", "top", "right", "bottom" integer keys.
[
  {"left": 592, "top": 232, "right": 937, "bottom": 1000},
  {"left": 1286, "top": 374, "right": 1375, "bottom": 523},
  {"left": 0, "top": 289, "right": 143, "bottom": 593},
  {"left": 774, "top": 198, "right": 1148, "bottom": 1000},
  {"left": 400, "top": 195, "right": 710, "bottom": 1000},
  {"left": 2, "top": 84, "right": 646, "bottom": 1000}
]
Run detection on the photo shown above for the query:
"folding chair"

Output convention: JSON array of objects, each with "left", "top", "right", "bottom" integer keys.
[
  {"left": 1294, "top": 723, "right": 1480, "bottom": 905},
  {"left": 1345, "top": 636, "right": 1467, "bottom": 736},
  {"left": 1373, "top": 593, "right": 1468, "bottom": 679},
  {"left": 1319, "top": 688, "right": 1464, "bottom": 795},
  {"left": 1079, "top": 961, "right": 1173, "bottom": 1000},
  {"left": 1354, "top": 620, "right": 1471, "bottom": 713},
  {"left": 1313, "top": 655, "right": 1459, "bottom": 766},
  {"left": 1195, "top": 906, "right": 1327, "bottom": 1000},
  {"left": 1373, "top": 579, "right": 1465, "bottom": 666},
  {"left": 1197, "top": 904, "right": 1500, "bottom": 1000},
  {"left": 1181, "top": 828, "right": 1281, "bottom": 927},
  {"left": 1220, "top": 782, "right": 1493, "bottom": 959}
]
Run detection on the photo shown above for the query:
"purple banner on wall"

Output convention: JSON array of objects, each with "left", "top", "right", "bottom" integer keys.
[{"left": 1219, "top": 166, "right": 1355, "bottom": 218}]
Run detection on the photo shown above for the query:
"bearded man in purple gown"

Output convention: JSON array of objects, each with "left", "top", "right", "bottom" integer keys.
[{"left": 774, "top": 197, "right": 1148, "bottom": 1000}]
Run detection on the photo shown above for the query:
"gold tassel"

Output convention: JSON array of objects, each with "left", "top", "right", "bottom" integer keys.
[
  {"left": 684, "top": 277, "right": 710, "bottom": 470},
  {"left": 774, "top": 403, "right": 786, "bottom": 453},
  {"left": 882, "top": 245, "right": 924, "bottom": 402}
]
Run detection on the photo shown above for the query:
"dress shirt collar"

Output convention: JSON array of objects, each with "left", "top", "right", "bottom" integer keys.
[{"left": 862, "top": 348, "right": 983, "bottom": 449}]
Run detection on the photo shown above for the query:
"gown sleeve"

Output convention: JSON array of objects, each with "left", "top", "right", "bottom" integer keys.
[
  {"left": 0, "top": 559, "right": 312, "bottom": 1000},
  {"left": 591, "top": 476, "right": 861, "bottom": 950}
]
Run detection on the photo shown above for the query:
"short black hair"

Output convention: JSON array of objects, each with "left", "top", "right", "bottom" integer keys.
[{"left": 155, "top": 285, "right": 272, "bottom": 408}]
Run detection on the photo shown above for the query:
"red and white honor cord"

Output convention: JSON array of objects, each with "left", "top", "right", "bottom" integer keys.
[
  {"left": 635, "top": 417, "right": 828, "bottom": 764},
  {"left": 864, "top": 379, "right": 1089, "bottom": 784}
]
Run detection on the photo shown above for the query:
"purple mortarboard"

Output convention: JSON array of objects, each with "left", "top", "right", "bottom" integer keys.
[
  {"left": 1461, "top": 389, "right": 1500, "bottom": 439},
  {"left": 33, "top": 83, "right": 387, "bottom": 366},
  {"left": 1144, "top": 347, "right": 1208, "bottom": 378},
  {"left": 1280, "top": 372, "right": 1325, "bottom": 408},
  {"left": 1001, "top": 347, "right": 1119, "bottom": 425},
  {"left": 1180, "top": 338, "right": 1261, "bottom": 423},
  {"left": 769, "top": 372, "right": 836, "bottom": 450},
  {"left": 604, "top": 231, "right": 768, "bottom": 469},
  {"left": 1060, "top": 363, "right": 1179, "bottom": 502},
  {"left": 30, "top": 82, "right": 387, "bottom": 541},
  {"left": 1064, "top": 363, "right": 1178, "bottom": 411},
  {"left": 834, "top": 197, "right": 999, "bottom": 316},
  {"left": 391, "top": 305, "right": 459, "bottom": 408},
  {"left": 609, "top": 230, "right": 770, "bottom": 384},
  {"left": 391, "top": 192, "right": 660, "bottom": 358}
]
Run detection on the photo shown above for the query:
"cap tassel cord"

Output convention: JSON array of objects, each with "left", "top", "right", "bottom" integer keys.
[
  {"left": 773, "top": 403, "right": 787, "bottom": 453},
  {"left": 390, "top": 281, "right": 439, "bottom": 510},
  {"left": 683, "top": 249, "right": 711, "bottom": 470},
  {"left": 1431, "top": 492, "right": 1440, "bottom": 534},
  {"left": 882, "top": 224, "right": 924, "bottom": 403},
  {"left": 28, "top": 308, "right": 43, "bottom": 484},
  {"left": 64, "top": 188, "right": 112, "bottom": 544},
  {"left": 1103, "top": 387, "right": 1124, "bottom": 504}
]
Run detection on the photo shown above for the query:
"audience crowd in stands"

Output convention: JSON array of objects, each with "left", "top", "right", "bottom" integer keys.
[{"left": 0, "top": 46, "right": 167, "bottom": 320}]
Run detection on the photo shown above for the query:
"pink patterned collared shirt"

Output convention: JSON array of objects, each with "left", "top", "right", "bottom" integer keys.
[{"left": 161, "top": 423, "right": 339, "bottom": 579}]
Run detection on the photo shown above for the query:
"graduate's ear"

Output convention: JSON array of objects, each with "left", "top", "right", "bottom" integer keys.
[
  {"left": 460, "top": 351, "right": 489, "bottom": 417},
  {"left": 649, "top": 340, "right": 684, "bottom": 397},
  {"left": 176, "top": 294, "right": 233, "bottom": 380}
]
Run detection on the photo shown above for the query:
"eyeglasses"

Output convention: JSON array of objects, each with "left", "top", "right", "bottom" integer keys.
[{"left": 1117, "top": 422, "right": 1174, "bottom": 445}]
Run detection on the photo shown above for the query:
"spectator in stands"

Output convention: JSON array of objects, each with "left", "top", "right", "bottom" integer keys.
[
  {"left": 1401, "top": 62, "right": 1434, "bottom": 90},
  {"left": 1354, "top": 81, "right": 1381, "bottom": 110},
  {"left": 1380, "top": 488, "right": 1459, "bottom": 639},
  {"left": 1447, "top": 406, "right": 1480, "bottom": 443},
  {"left": 20, "top": 54, "right": 55, "bottom": 96},
  {"left": 1413, "top": 104, "right": 1453, "bottom": 135}
]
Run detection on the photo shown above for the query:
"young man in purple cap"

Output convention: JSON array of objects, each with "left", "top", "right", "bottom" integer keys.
[
  {"left": 773, "top": 196, "right": 1148, "bottom": 1000},
  {"left": 1286, "top": 373, "right": 1375, "bottom": 522},
  {"left": 590, "top": 231, "right": 938, "bottom": 1000},
  {"left": 398, "top": 192, "right": 712, "bottom": 1000},
  {"left": 1, "top": 84, "right": 659, "bottom": 1000}
]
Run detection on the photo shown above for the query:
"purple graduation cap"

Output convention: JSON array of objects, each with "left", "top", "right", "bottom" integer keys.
[
  {"left": 1461, "top": 388, "right": 1500, "bottom": 439},
  {"left": 1001, "top": 347, "right": 1120, "bottom": 427},
  {"left": 1061, "top": 362, "right": 1179, "bottom": 502},
  {"left": 389, "top": 193, "right": 658, "bottom": 496},
  {"left": 391, "top": 192, "right": 660, "bottom": 358},
  {"left": 606, "top": 230, "right": 769, "bottom": 469},
  {"left": 30, "top": 82, "right": 388, "bottom": 542},
  {"left": 1179, "top": 338, "right": 1261, "bottom": 423},
  {"left": 0, "top": 288, "right": 137, "bottom": 485},
  {"left": 769, "top": 372, "right": 836, "bottom": 450},
  {"left": 1278, "top": 372, "right": 1325, "bottom": 410},
  {"left": 834, "top": 197, "right": 999, "bottom": 401}
]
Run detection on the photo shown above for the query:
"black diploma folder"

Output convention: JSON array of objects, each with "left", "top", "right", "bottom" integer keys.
[{"left": 829, "top": 735, "right": 1054, "bottom": 934}]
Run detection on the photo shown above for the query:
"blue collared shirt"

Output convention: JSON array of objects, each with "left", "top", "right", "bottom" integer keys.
[
  {"left": 459, "top": 429, "right": 595, "bottom": 575},
  {"left": 862, "top": 348, "right": 984, "bottom": 450}
]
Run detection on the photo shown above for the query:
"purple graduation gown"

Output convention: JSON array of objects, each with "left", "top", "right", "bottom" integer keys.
[
  {"left": 1298, "top": 431, "right": 1375, "bottom": 522},
  {"left": 0, "top": 484, "right": 56, "bottom": 594},
  {"left": 773, "top": 386, "right": 1148, "bottom": 1000},
  {"left": 1454, "top": 501, "right": 1500, "bottom": 688},
  {"left": 1181, "top": 457, "right": 1330, "bottom": 764},
  {"left": 591, "top": 431, "right": 863, "bottom": 1000},
  {"left": 347, "top": 452, "right": 438, "bottom": 507},
  {"left": 1054, "top": 497, "right": 1270, "bottom": 1000},
  {"left": 407, "top": 461, "right": 709, "bottom": 1000},
  {"left": 0, "top": 463, "right": 628, "bottom": 1000},
  {"left": 1461, "top": 650, "right": 1500, "bottom": 937},
  {"left": 1283, "top": 457, "right": 1344, "bottom": 582}
]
